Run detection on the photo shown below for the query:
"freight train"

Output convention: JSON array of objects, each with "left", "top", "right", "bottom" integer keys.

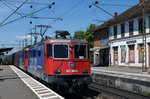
[{"left": 6, "top": 31, "right": 92, "bottom": 93}]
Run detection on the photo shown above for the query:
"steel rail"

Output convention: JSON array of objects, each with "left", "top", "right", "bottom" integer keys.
[{"left": 89, "top": 82, "right": 150, "bottom": 99}]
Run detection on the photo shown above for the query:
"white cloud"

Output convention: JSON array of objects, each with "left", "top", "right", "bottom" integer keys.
[{"left": 15, "top": 35, "right": 33, "bottom": 39}]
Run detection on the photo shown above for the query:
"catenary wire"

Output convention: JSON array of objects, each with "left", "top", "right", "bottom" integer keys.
[{"left": 0, "top": 0, "right": 28, "bottom": 26}]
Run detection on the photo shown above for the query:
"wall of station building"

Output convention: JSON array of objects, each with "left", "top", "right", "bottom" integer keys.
[
  {"left": 93, "top": 14, "right": 150, "bottom": 67},
  {"left": 93, "top": 49, "right": 109, "bottom": 66},
  {"left": 108, "top": 14, "right": 150, "bottom": 68},
  {"left": 110, "top": 35, "right": 150, "bottom": 68},
  {"left": 109, "top": 14, "right": 150, "bottom": 40}
]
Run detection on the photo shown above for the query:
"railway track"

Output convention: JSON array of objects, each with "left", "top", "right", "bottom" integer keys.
[
  {"left": 60, "top": 88, "right": 101, "bottom": 99},
  {"left": 17, "top": 67, "right": 150, "bottom": 99},
  {"left": 89, "top": 82, "right": 150, "bottom": 99}
]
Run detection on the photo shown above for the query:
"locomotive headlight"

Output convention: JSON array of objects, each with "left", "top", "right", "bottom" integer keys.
[
  {"left": 82, "top": 69, "right": 88, "bottom": 73},
  {"left": 55, "top": 69, "right": 61, "bottom": 74}
]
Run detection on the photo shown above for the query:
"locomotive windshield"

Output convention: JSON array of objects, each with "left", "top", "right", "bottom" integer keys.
[
  {"left": 74, "top": 45, "right": 87, "bottom": 59},
  {"left": 54, "top": 44, "right": 69, "bottom": 59}
]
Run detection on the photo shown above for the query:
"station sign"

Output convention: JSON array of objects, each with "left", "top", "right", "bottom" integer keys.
[
  {"left": 126, "top": 40, "right": 136, "bottom": 44},
  {"left": 142, "top": 49, "right": 146, "bottom": 52}
]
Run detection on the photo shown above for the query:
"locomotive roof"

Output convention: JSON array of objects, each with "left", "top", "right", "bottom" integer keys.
[
  {"left": 44, "top": 38, "right": 88, "bottom": 44},
  {"left": 28, "top": 38, "right": 88, "bottom": 49}
]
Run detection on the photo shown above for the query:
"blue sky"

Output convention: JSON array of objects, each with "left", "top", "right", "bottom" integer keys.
[{"left": 0, "top": 0, "right": 138, "bottom": 54}]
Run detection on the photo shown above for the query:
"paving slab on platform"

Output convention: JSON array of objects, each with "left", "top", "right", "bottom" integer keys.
[
  {"left": 10, "top": 65, "right": 64, "bottom": 99},
  {"left": 0, "top": 65, "right": 64, "bottom": 99},
  {"left": 91, "top": 66, "right": 142, "bottom": 74},
  {"left": 0, "top": 65, "right": 38, "bottom": 99}
]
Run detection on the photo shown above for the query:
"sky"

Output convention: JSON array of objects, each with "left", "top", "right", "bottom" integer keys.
[{"left": 0, "top": 0, "right": 139, "bottom": 54}]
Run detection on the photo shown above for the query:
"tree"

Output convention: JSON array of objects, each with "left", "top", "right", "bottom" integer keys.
[
  {"left": 84, "top": 24, "right": 96, "bottom": 48},
  {"left": 73, "top": 24, "right": 97, "bottom": 64},
  {"left": 73, "top": 31, "right": 85, "bottom": 39}
]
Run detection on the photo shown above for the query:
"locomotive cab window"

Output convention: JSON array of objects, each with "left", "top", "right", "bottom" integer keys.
[
  {"left": 25, "top": 51, "right": 28, "bottom": 59},
  {"left": 29, "top": 51, "right": 32, "bottom": 58},
  {"left": 47, "top": 44, "right": 52, "bottom": 58},
  {"left": 87, "top": 45, "right": 90, "bottom": 59},
  {"left": 22, "top": 52, "right": 24, "bottom": 58},
  {"left": 74, "top": 45, "right": 87, "bottom": 59},
  {"left": 54, "top": 44, "right": 68, "bottom": 59},
  {"left": 38, "top": 50, "right": 41, "bottom": 57},
  {"left": 33, "top": 50, "right": 36, "bottom": 57},
  {"left": 38, "top": 48, "right": 41, "bottom": 57}
]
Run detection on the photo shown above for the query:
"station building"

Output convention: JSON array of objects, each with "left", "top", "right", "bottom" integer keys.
[
  {"left": 91, "top": 23, "right": 109, "bottom": 66},
  {"left": 92, "top": 0, "right": 150, "bottom": 68}
]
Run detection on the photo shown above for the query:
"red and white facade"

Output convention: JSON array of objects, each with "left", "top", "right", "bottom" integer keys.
[
  {"left": 92, "top": 0, "right": 150, "bottom": 68},
  {"left": 109, "top": 15, "right": 150, "bottom": 68}
]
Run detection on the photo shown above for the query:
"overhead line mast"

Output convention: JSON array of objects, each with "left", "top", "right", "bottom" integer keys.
[{"left": 142, "top": 0, "right": 148, "bottom": 74}]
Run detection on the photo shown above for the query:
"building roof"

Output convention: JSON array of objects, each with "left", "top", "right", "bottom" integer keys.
[
  {"left": 0, "top": 47, "right": 13, "bottom": 55},
  {"left": 0, "top": 47, "right": 13, "bottom": 52},
  {"left": 93, "top": 0, "right": 150, "bottom": 32},
  {"left": 90, "top": 46, "right": 110, "bottom": 51}
]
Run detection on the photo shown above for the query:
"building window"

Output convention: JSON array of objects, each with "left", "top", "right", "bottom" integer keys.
[
  {"left": 104, "top": 29, "right": 108, "bottom": 38},
  {"left": 94, "top": 54, "right": 99, "bottom": 65},
  {"left": 101, "top": 31, "right": 104, "bottom": 39},
  {"left": 102, "top": 30, "right": 105, "bottom": 38},
  {"left": 94, "top": 32, "right": 99, "bottom": 40},
  {"left": 138, "top": 18, "right": 143, "bottom": 34},
  {"left": 121, "top": 46, "right": 126, "bottom": 63},
  {"left": 129, "top": 21, "right": 134, "bottom": 36},
  {"left": 113, "top": 25, "right": 117, "bottom": 39},
  {"left": 114, "top": 47, "right": 118, "bottom": 65},
  {"left": 128, "top": 45, "right": 135, "bottom": 63},
  {"left": 138, "top": 44, "right": 143, "bottom": 63},
  {"left": 121, "top": 23, "right": 125, "bottom": 37}
]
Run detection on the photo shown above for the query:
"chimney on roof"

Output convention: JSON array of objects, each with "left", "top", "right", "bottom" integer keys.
[
  {"left": 114, "top": 12, "right": 118, "bottom": 18},
  {"left": 139, "top": 0, "right": 143, "bottom": 4}
]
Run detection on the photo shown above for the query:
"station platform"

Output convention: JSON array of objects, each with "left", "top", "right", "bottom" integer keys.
[
  {"left": 91, "top": 66, "right": 150, "bottom": 94},
  {"left": 91, "top": 66, "right": 150, "bottom": 79},
  {"left": 0, "top": 65, "right": 64, "bottom": 99},
  {"left": 91, "top": 66, "right": 147, "bottom": 74}
]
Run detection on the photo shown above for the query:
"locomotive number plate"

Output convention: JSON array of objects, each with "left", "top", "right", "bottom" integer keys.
[{"left": 66, "top": 69, "right": 78, "bottom": 73}]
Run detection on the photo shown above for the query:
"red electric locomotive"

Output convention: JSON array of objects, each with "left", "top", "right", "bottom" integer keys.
[{"left": 11, "top": 31, "right": 92, "bottom": 93}]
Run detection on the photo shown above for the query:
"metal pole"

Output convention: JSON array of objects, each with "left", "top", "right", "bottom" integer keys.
[
  {"left": 142, "top": 0, "right": 147, "bottom": 73},
  {"left": 25, "top": 34, "right": 27, "bottom": 47},
  {"left": 19, "top": 41, "right": 21, "bottom": 50},
  {"left": 30, "top": 29, "right": 32, "bottom": 45},
  {"left": 22, "top": 39, "right": 24, "bottom": 49}
]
